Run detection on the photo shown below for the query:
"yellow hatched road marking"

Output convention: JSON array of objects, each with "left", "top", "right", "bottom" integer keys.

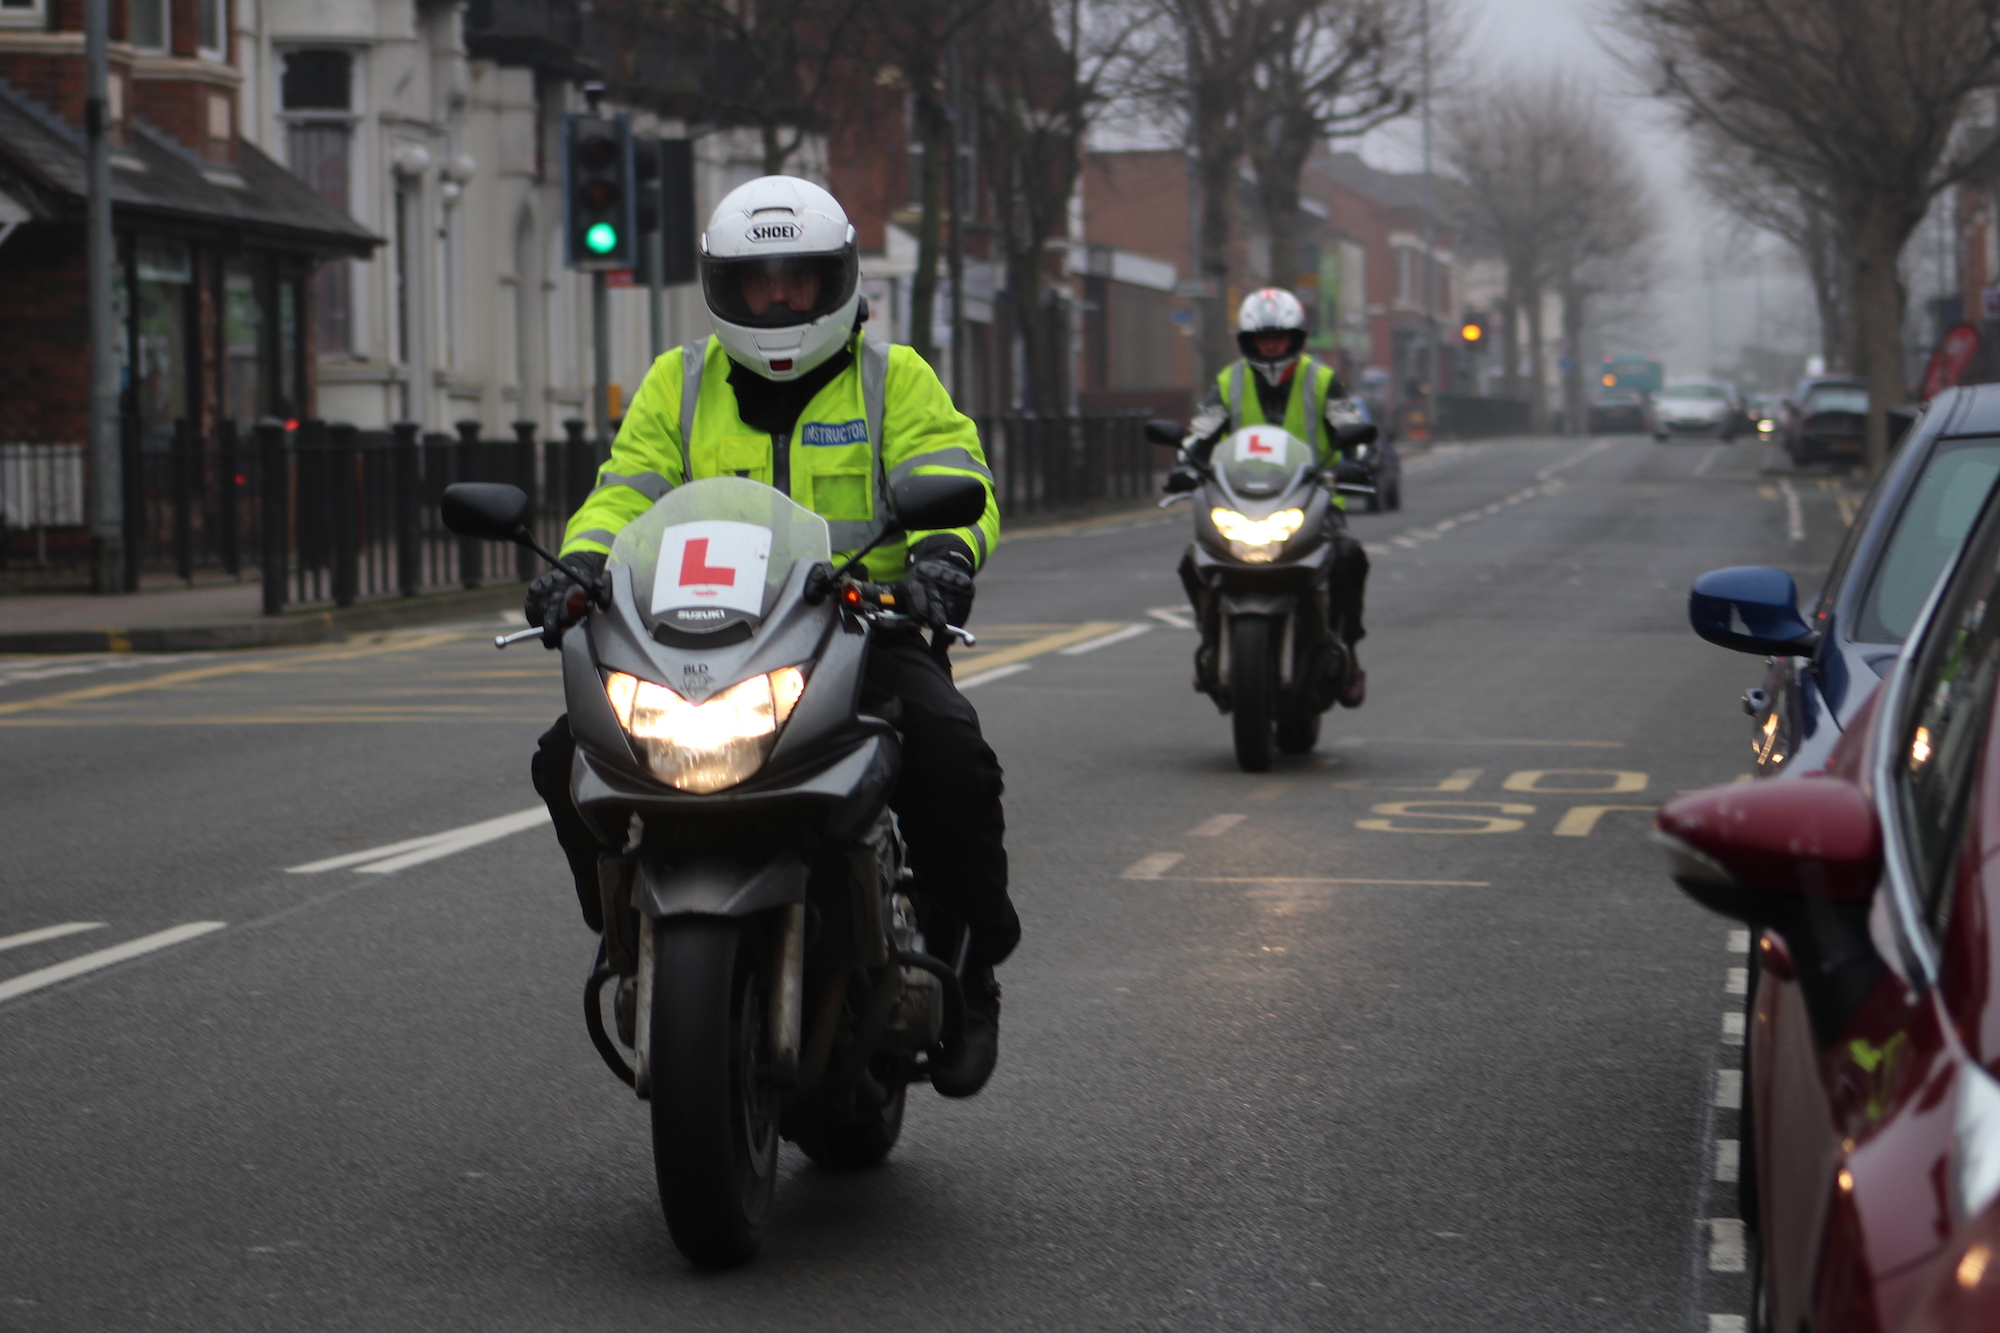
[{"left": 0, "top": 632, "right": 470, "bottom": 716}]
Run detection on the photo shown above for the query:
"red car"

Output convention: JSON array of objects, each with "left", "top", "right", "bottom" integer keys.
[{"left": 1657, "top": 481, "right": 2000, "bottom": 1332}]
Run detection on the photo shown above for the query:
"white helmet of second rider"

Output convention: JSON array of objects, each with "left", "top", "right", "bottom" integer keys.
[
  {"left": 700, "top": 176, "right": 861, "bottom": 382},
  {"left": 1236, "top": 288, "right": 1310, "bottom": 387}
]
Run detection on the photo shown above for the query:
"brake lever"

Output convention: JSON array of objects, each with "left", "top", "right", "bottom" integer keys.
[
  {"left": 1159, "top": 492, "right": 1193, "bottom": 508},
  {"left": 494, "top": 627, "right": 543, "bottom": 650}
]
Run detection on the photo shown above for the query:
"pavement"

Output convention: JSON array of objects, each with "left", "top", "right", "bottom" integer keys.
[{"left": 0, "top": 433, "right": 1863, "bottom": 1330}]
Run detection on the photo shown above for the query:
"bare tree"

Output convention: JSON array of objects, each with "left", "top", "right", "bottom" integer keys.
[
  {"left": 1555, "top": 137, "right": 1657, "bottom": 433},
  {"left": 1242, "top": 0, "right": 1423, "bottom": 292},
  {"left": 1686, "top": 124, "right": 1847, "bottom": 373},
  {"left": 1619, "top": 0, "right": 2000, "bottom": 473}
]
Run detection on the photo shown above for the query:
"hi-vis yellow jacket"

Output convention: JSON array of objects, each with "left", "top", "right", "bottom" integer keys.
[
  {"left": 560, "top": 331, "right": 1000, "bottom": 582},
  {"left": 1214, "top": 354, "right": 1345, "bottom": 465}
]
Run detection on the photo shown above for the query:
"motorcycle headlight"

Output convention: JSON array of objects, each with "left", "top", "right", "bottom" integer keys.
[
  {"left": 602, "top": 666, "right": 807, "bottom": 793},
  {"left": 1210, "top": 507, "right": 1306, "bottom": 563}
]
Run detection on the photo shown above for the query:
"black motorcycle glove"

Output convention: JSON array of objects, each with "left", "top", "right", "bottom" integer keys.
[
  {"left": 902, "top": 536, "right": 977, "bottom": 632},
  {"left": 524, "top": 551, "right": 607, "bottom": 632},
  {"left": 1164, "top": 466, "right": 1201, "bottom": 493}
]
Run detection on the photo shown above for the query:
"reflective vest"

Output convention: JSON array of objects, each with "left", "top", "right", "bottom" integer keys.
[
  {"left": 1217, "top": 356, "right": 1341, "bottom": 464},
  {"left": 561, "top": 332, "right": 999, "bottom": 582}
]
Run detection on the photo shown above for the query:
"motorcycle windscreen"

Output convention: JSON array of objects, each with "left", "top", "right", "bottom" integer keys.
[
  {"left": 1221, "top": 426, "right": 1315, "bottom": 498},
  {"left": 608, "top": 476, "right": 832, "bottom": 635}
]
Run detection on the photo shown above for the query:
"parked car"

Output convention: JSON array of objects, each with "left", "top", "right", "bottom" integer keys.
[
  {"left": 1587, "top": 386, "right": 1652, "bottom": 434},
  {"left": 1652, "top": 379, "right": 1744, "bottom": 440},
  {"left": 1658, "top": 467, "right": 2000, "bottom": 1333},
  {"left": 1687, "top": 384, "right": 2000, "bottom": 779},
  {"left": 1783, "top": 375, "right": 1869, "bottom": 465}
]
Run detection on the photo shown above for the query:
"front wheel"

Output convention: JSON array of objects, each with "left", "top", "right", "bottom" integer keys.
[
  {"left": 649, "top": 917, "right": 780, "bottom": 1269},
  {"left": 1230, "top": 617, "right": 1276, "bottom": 772}
]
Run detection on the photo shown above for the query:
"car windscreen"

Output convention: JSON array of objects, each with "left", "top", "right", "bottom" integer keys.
[
  {"left": 1806, "top": 388, "right": 1868, "bottom": 416},
  {"left": 1662, "top": 384, "right": 1726, "bottom": 400},
  {"left": 1853, "top": 436, "right": 2000, "bottom": 643}
]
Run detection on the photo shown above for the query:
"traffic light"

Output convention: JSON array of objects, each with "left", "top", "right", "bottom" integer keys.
[
  {"left": 564, "top": 113, "right": 635, "bottom": 270},
  {"left": 1460, "top": 312, "right": 1487, "bottom": 346},
  {"left": 631, "top": 137, "right": 698, "bottom": 287}
]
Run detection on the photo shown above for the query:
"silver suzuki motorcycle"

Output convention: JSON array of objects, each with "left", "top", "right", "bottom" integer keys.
[
  {"left": 441, "top": 471, "right": 987, "bottom": 1269},
  {"left": 1148, "top": 419, "right": 1376, "bottom": 772}
]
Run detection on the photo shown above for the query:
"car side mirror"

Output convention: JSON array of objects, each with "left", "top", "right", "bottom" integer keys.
[
  {"left": 891, "top": 472, "right": 987, "bottom": 532},
  {"left": 1335, "top": 422, "right": 1379, "bottom": 449},
  {"left": 1655, "top": 776, "right": 1881, "bottom": 922},
  {"left": 1145, "top": 418, "right": 1186, "bottom": 447},
  {"left": 1689, "top": 566, "right": 1822, "bottom": 656},
  {"left": 441, "top": 482, "right": 532, "bottom": 542}
]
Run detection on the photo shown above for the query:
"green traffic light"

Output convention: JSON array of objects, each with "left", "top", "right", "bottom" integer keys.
[{"left": 585, "top": 222, "right": 619, "bottom": 255}]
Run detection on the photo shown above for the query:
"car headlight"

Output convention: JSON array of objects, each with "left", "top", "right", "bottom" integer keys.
[
  {"left": 602, "top": 666, "right": 807, "bottom": 793},
  {"left": 1210, "top": 507, "right": 1305, "bottom": 563}
]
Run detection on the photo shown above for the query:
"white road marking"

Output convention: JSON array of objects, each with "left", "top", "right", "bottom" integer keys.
[
  {"left": 1121, "top": 852, "right": 1184, "bottom": 879},
  {"left": 1058, "top": 624, "right": 1152, "bottom": 655},
  {"left": 1715, "top": 1139, "right": 1740, "bottom": 1183},
  {"left": 1726, "top": 967, "right": 1748, "bottom": 995},
  {"left": 1715, "top": 1070, "right": 1743, "bottom": 1109},
  {"left": 1190, "top": 813, "right": 1246, "bottom": 837},
  {"left": 1779, "top": 478, "right": 1805, "bottom": 543},
  {"left": 0, "top": 922, "right": 227, "bottom": 1004},
  {"left": 1371, "top": 448, "right": 1608, "bottom": 556},
  {"left": 1694, "top": 445, "right": 1723, "bottom": 478},
  {"left": 288, "top": 807, "right": 550, "bottom": 875},
  {"left": 1727, "top": 929, "right": 1749, "bottom": 953},
  {"left": 0, "top": 922, "right": 106, "bottom": 954},
  {"left": 1710, "top": 1315, "right": 1747, "bottom": 1332},
  {"left": 957, "top": 662, "right": 1032, "bottom": 689},
  {"left": 1147, "top": 606, "right": 1197, "bottom": 630},
  {"left": 1708, "top": 1218, "right": 1746, "bottom": 1272},
  {"left": 0, "top": 652, "right": 216, "bottom": 688},
  {"left": 1722, "top": 1012, "right": 1745, "bottom": 1045}
]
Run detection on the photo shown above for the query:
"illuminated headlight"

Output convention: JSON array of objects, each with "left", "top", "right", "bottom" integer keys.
[
  {"left": 1759, "top": 418, "right": 1776, "bottom": 431},
  {"left": 1211, "top": 506, "right": 1305, "bottom": 563},
  {"left": 603, "top": 666, "right": 807, "bottom": 793}
]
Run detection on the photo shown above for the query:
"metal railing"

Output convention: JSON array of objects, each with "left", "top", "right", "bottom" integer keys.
[{"left": 2, "top": 409, "right": 1162, "bottom": 605}]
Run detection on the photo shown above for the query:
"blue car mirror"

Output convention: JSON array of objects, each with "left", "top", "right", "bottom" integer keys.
[{"left": 1689, "top": 566, "right": 1822, "bottom": 656}]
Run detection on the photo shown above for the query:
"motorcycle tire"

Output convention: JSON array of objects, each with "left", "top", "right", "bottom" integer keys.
[
  {"left": 1230, "top": 616, "right": 1276, "bottom": 773},
  {"left": 1276, "top": 700, "right": 1321, "bottom": 754},
  {"left": 648, "top": 917, "right": 780, "bottom": 1269},
  {"left": 793, "top": 1085, "right": 907, "bottom": 1170}
]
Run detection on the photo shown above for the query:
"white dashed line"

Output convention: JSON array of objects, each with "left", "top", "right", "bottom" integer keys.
[
  {"left": 1189, "top": 813, "right": 1246, "bottom": 837},
  {"left": 1725, "top": 967, "right": 1748, "bottom": 995},
  {"left": 1715, "top": 1139, "right": 1740, "bottom": 1183},
  {"left": 1722, "top": 1011, "right": 1745, "bottom": 1045},
  {"left": 0, "top": 922, "right": 105, "bottom": 954},
  {"left": 1058, "top": 624, "right": 1152, "bottom": 655},
  {"left": 957, "top": 662, "right": 1033, "bottom": 689},
  {"left": 1779, "top": 478, "right": 1805, "bottom": 543},
  {"left": 1707, "top": 1218, "right": 1746, "bottom": 1272},
  {"left": 1147, "top": 606, "right": 1197, "bottom": 630},
  {"left": 1727, "top": 929, "right": 1749, "bottom": 953},
  {"left": 1120, "top": 852, "right": 1184, "bottom": 879},
  {"left": 288, "top": 807, "right": 550, "bottom": 875},
  {"left": 1715, "top": 1070, "right": 1743, "bottom": 1109},
  {"left": 1710, "top": 1315, "right": 1747, "bottom": 1332},
  {"left": 0, "top": 922, "right": 228, "bottom": 1004}
]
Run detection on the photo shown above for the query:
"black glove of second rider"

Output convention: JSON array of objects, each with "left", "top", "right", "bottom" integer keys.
[
  {"left": 901, "top": 536, "right": 976, "bottom": 635},
  {"left": 524, "top": 551, "right": 607, "bottom": 645}
]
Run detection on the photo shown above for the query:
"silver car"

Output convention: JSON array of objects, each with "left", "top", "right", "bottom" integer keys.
[{"left": 1652, "top": 380, "right": 1743, "bottom": 441}]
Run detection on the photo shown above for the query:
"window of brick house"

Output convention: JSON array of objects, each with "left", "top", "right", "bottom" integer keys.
[
  {"left": 128, "top": 0, "right": 169, "bottom": 51},
  {"left": 281, "top": 50, "right": 356, "bottom": 356},
  {"left": 198, "top": 0, "right": 224, "bottom": 58},
  {"left": 0, "top": 0, "right": 44, "bottom": 31}
]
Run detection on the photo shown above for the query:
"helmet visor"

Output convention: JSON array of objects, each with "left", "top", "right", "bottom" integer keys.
[
  {"left": 1238, "top": 328, "right": 1307, "bottom": 364},
  {"left": 701, "top": 249, "right": 859, "bottom": 330}
]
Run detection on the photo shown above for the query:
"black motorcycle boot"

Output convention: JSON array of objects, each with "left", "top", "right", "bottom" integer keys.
[
  {"left": 1339, "top": 649, "right": 1367, "bottom": 709},
  {"left": 931, "top": 966, "right": 1001, "bottom": 1098}
]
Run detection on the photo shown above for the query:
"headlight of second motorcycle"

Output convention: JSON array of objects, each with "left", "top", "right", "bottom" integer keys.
[
  {"left": 1210, "top": 506, "right": 1306, "bottom": 563},
  {"left": 602, "top": 666, "right": 807, "bottom": 793}
]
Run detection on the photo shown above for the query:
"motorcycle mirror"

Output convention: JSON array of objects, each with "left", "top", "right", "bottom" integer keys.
[
  {"left": 891, "top": 473, "right": 987, "bottom": 532},
  {"left": 1144, "top": 418, "right": 1187, "bottom": 446},
  {"left": 441, "top": 483, "right": 532, "bottom": 542},
  {"left": 1334, "top": 422, "right": 1379, "bottom": 450}
]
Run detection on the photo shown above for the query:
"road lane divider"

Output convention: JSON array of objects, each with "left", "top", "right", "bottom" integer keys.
[
  {"left": 0, "top": 921, "right": 227, "bottom": 1004},
  {"left": 1120, "top": 852, "right": 1184, "bottom": 879},
  {"left": 1189, "top": 813, "right": 1246, "bottom": 836},
  {"left": 958, "top": 663, "right": 1032, "bottom": 690},
  {"left": 1058, "top": 624, "right": 1152, "bottom": 655},
  {"left": 1147, "top": 606, "right": 1196, "bottom": 630},
  {"left": 0, "top": 922, "right": 105, "bottom": 953},
  {"left": 288, "top": 806, "right": 549, "bottom": 875}
]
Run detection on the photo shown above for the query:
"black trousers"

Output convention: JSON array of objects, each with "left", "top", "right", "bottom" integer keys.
[{"left": 531, "top": 635, "right": 1019, "bottom": 969}]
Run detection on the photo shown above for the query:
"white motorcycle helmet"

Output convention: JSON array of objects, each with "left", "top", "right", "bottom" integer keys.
[
  {"left": 1236, "top": 288, "right": 1310, "bottom": 386},
  {"left": 699, "top": 176, "right": 861, "bottom": 382}
]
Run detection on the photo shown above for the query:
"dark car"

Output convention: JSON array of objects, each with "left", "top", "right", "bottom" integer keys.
[
  {"left": 1690, "top": 383, "right": 2000, "bottom": 778},
  {"left": 1586, "top": 386, "right": 1651, "bottom": 434},
  {"left": 1658, "top": 467, "right": 2000, "bottom": 1333},
  {"left": 1783, "top": 375, "right": 1868, "bottom": 465}
]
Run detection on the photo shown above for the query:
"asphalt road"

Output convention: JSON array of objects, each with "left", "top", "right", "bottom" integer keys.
[{"left": 0, "top": 434, "right": 1859, "bottom": 1330}]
